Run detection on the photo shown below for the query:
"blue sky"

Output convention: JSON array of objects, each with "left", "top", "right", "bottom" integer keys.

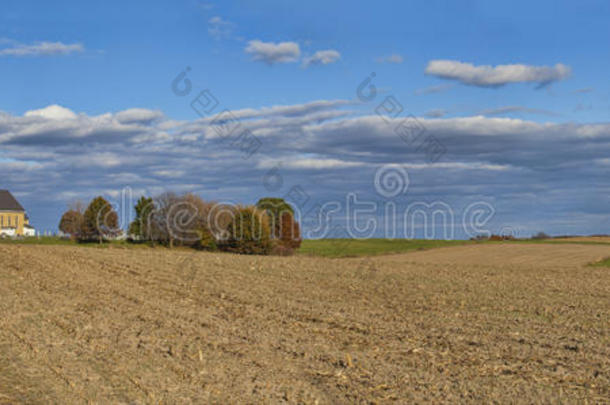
[{"left": 2, "top": 0, "right": 610, "bottom": 238}]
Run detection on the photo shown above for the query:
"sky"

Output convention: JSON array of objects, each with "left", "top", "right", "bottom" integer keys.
[{"left": 1, "top": 0, "right": 610, "bottom": 238}]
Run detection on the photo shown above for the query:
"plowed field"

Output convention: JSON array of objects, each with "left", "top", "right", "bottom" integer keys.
[{"left": 1, "top": 243, "right": 608, "bottom": 403}]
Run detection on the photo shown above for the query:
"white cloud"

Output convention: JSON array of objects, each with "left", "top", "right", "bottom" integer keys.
[
  {"left": 376, "top": 53, "right": 403, "bottom": 64},
  {"left": 206, "top": 99, "right": 352, "bottom": 121},
  {"left": 1, "top": 105, "right": 168, "bottom": 146},
  {"left": 258, "top": 158, "right": 363, "bottom": 170},
  {"left": 477, "top": 106, "right": 557, "bottom": 117},
  {"left": 153, "top": 170, "right": 186, "bottom": 178},
  {"left": 302, "top": 49, "right": 341, "bottom": 67},
  {"left": 257, "top": 158, "right": 509, "bottom": 171},
  {"left": 0, "top": 41, "right": 84, "bottom": 56},
  {"left": 402, "top": 162, "right": 511, "bottom": 171},
  {"left": 414, "top": 83, "right": 454, "bottom": 96},
  {"left": 245, "top": 40, "right": 300, "bottom": 64},
  {"left": 424, "top": 109, "right": 447, "bottom": 118},
  {"left": 197, "top": 2, "right": 214, "bottom": 11},
  {"left": 425, "top": 60, "right": 571, "bottom": 87},
  {"left": 70, "top": 153, "right": 124, "bottom": 168},
  {"left": 0, "top": 160, "right": 42, "bottom": 171},
  {"left": 207, "top": 16, "right": 234, "bottom": 40},
  {"left": 24, "top": 105, "right": 77, "bottom": 120},
  {"left": 115, "top": 108, "right": 164, "bottom": 124}
]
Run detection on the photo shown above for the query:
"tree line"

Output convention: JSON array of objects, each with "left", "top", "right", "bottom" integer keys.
[{"left": 59, "top": 194, "right": 301, "bottom": 255}]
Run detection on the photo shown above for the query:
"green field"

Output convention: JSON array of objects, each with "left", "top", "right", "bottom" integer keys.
[
  {"left": 0, "top": 237, "right": 475, "bottom": 257},
  {"left": 297, "top": 238, "right": 476, "bottom": 258},
  {"left": 0, "top": 236, "right": 76, "bottom": 246},
  {"left": 592, "top": 257, "right": 610, "bottom": 267},
  {"left": 3, "top": 236, "right": 609, "bottom": 259}
]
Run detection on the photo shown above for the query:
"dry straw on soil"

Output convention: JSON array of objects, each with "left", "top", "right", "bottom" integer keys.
[{"left": 0, "top": 243, "right": 608, "bottom": 403}]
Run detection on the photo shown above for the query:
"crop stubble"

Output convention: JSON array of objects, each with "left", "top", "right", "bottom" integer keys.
[{"left": 0, "top": 243, "right": 608, "bottom": 403}]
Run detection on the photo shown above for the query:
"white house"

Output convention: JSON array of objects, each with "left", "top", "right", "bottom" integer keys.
[
  {"left": 23, "top": 224, "right": 36, "bottom": 237},
  {"left": 0, "top": 227, "right": 16, "bottom": 238}
]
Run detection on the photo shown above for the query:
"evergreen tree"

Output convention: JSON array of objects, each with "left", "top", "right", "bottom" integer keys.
[
  {"left": 128, "top": 196, "right": 154, "bottom": 240},
  {"left": 82, "top": 196, "right": 119, "bottom": 243}
]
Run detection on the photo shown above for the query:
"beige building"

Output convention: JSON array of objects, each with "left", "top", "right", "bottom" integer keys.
[{"left": 0, "top": 190, "right": 35, "bottom": 237}]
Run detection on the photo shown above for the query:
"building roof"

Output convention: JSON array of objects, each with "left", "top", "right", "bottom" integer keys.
[{"left": 0, "top": 190, "right": 25, "bottom": 212}]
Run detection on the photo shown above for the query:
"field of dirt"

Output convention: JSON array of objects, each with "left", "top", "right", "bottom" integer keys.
[{"left": 0, "top": 243, "right": 608, "bottom": 403}]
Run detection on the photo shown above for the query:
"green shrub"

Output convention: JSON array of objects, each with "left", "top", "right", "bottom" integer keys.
[
  {"left": 219, "top": 206, "right": 272, "bottom": 255},
  {"left": 197, "top": 228, "right": 218, "bottom": 251}
]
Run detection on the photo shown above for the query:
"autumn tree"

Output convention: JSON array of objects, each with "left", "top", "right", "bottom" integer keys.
[
  {"left": 147, "top": 193, "right": 232, "bottom": 248},
  {"left": 59, "top": 210, "right": 84, "bottom": 240},
  {"left": 279, "top": 211, "right": 302, "bottom": 250},
  {"left": 256, "top": 197, "right": 294, "bottom": 239},
  {"left": 148, "top": 193, "right": 180, "bottom": 248}
]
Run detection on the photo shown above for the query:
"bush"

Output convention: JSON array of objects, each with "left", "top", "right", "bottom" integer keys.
[
  {"left": 532, "top": 232, "right": 550, "bottom": 240},
  {"left": 278, "top": 211, "right": 302, "bottom": 250},
  {"left": 218, "top": 206, "right": 272, "bottom": 255},
  {"left": 271, "top": 244, "right": 296, "bottom": 256},
  {"left": 471, "top": 234, "right": 516, "bottom": 241},
  {"left": 256, "top": 197, "right": 294, "bottom": 239},
  {"left": 59, "top": 209, "right": 84, "bottom": 240},
  {"left": 197, "top": 228, "right": 218, "bottom": 251},
  {"left": 256, "top": 197, "right": 301, "bottom": 254}
]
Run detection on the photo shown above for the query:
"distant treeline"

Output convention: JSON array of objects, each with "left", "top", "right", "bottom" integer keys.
[{"left": 59, "top": 194, "right": 301, "bottom": 255}]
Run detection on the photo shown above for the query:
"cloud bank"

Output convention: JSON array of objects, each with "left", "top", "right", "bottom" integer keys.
[
  {"left": 245, "top": 40, "right": 301, "bottom": 64},
  {"left": 302, "top": 50, "right": 341, "bottom": 67},
  {"left": 376, "top": 54, "right": 404, "bottom": 64},
  {"left": 2, "top": 101, "right": 609, "bottom": 236},
  {"left": 207, "top": 16, "right": 234, "bottom": 40},
  {"left": 0, "top": 41, "right": 84, "bottom": 56},
  {"left": 477, "top": 106, "right": 557, "bottom": 117},
  {"left": 425, "top": 60, "right": 571, "bottom": 87}
]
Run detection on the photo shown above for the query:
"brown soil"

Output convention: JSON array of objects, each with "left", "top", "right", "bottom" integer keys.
[{"left": 0, "top": 243, "right": 608, "bottom": 403}]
